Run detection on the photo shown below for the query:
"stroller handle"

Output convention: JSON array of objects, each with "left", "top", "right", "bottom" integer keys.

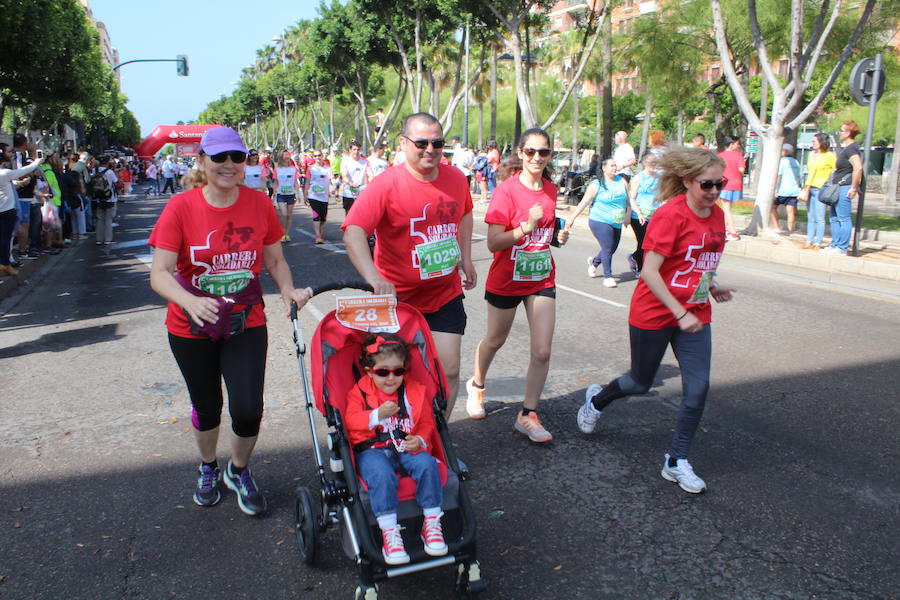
[{"left": 311, "top": 280, "right": 374, "bottom": 296}]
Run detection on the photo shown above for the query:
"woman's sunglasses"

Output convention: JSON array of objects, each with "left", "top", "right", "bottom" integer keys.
[
  {"left": 371, "top": 367, "right": 406, "bottom": 377},
  {"left": 208, "top": 151, "right": 247, "bottom": 164},
  {"left": 522, "top": 147, "right": 551, "bottom": 158},
  {"left": 403, "top": 136, "right": 445, "bottom": 149},
  {"left": 697, "top": 177, "right": 728, "bottom": 191}
]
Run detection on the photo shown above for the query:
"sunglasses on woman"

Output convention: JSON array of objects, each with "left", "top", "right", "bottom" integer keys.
[
  {"left": 371, "top": 367, "right": 407, "bottom": 377},
  {"left": 697, "top": 177, "right": 728, "bottom": 191},
  {"left": 208, "top": 151, "right": 247, "bottom": 164},
  {"left": 403, "top": 136, "right": 445, "bottom": 150},
  {"left": 522, "top": 147, "right": 551, "bottom": 158}
]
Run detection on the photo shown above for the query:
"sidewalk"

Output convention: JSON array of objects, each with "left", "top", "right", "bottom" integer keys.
[{"left": 469, "top": 197, "right": 900, "bottom": 289}]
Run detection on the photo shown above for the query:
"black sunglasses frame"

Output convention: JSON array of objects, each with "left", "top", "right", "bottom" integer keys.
[
  {"left": 697, "top": 177, "right": 728, "bottom": 191},
  {"left": 403, "top": 135, "right": 445, "bottom": 150},
  {"left": 521, "top": 147, "right": 551, "bottom": 158},
  {"left": 208, "top": 151, "right": 248, "bottom": 164}
]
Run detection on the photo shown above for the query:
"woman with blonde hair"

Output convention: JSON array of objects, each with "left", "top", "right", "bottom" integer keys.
[{"left": 577, "top": 145, "right": 736, "bottom": 495}]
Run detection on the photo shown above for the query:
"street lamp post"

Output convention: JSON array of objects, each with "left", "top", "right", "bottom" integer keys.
[{"left": 463, "top": 20, "right": 470, "bottom": 147}]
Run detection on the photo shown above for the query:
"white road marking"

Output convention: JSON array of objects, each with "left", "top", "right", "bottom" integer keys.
[
  {"left": 305, "top": 301, "right": 326, "bottom": 320},
  {"left": 294, "top": 228, "right": 346, "bottom": 253},
  {"left": 557, "top": 284, "right": 627, "bottom": 308},
  {"left": 136, "top": 253, "right": 153, "bottom": 267},
  {"left": 110, "top": 238, "right": 150, "bottom": 250}
]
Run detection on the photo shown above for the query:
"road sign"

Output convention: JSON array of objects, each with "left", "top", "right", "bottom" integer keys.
[{"left": 849, "top": 57, "right": 885, "bottom": 106}]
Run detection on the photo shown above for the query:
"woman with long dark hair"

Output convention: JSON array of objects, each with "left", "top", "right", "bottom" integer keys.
[
  {"left": 565, "top": 157, "right": 630, "bottom": 288},
  {"left": 576, "top": 146, "right": 735, "bottom": 494},
  {"left": 465, "top": 127, "right": 568, "bottom": 443}
]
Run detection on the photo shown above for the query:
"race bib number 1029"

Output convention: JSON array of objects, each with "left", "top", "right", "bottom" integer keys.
[{"left": 415, "top": 237, "right": 461, "bottom": 280}]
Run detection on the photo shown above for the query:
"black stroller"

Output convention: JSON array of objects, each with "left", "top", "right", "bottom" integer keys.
[{"left": 290, "top": 282, "right": 486, "bottom": 599}]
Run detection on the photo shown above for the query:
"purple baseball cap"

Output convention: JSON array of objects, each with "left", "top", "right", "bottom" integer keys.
[{"left": 200, "top": 127, "right": 248, "bottom": 155}]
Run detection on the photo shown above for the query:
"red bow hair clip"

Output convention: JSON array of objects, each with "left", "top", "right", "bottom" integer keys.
[{"left": 366, "top": 335, "right": 398, "bottom": 355}]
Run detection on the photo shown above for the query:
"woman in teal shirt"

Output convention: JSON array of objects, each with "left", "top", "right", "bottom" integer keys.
[
  {"left": 565, "top": 157, "right": 630, "bottom": 287},
  {"left": 627, "top": 153, "right": 662, "bottom": 277}
]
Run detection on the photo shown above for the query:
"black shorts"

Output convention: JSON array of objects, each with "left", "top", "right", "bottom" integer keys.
[
  {"left": 774, "top": 195, "right": 798, "bottom": 207},
  {"left": 485, "top": 286, "right": 556, "bottom": 310},
  {"left": 342, "top": 196, "right": 356, "bottom": 213},
  {"left": 276, "top": 194, "right": 296, "bottom": 205},
  {"left": 309, "top": 198, "right": 328, "bottom": 222},
  {"left": 421, "top": 294, "right": 466, "bottom": 335}
]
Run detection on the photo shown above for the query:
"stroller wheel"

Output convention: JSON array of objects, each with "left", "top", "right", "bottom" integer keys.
[
  {"left": 354, "top": 584, "right": 378, "bottom": 600},
  {"left": 456, "top": 561, "right": 487, "bottom": 598},
  {"left": 294, "top": 486, "right": 320, "bottom": 565}
]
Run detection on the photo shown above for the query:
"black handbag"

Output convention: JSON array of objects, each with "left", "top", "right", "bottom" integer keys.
[{"left": 819, "top": 182, "right": 841, "bottom": 207}]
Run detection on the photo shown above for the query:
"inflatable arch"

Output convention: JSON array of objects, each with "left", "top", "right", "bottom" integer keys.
[{"left": 134, "top": 124, "right": 221, "bottom": 158}]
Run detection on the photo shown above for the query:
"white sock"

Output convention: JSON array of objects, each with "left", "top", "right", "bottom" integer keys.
[
  {"left": 377, "top": 513, "right": 398, "bottom": 531},
  {"left": 422, "top": 507, "right": 442, "bottom": 519}
]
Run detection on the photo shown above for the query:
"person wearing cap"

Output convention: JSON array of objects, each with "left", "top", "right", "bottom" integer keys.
[
  {"left": 148, "top": 126, "right": 313, "bottom": 517},
  {"left": 771, "top": 143, "right": 802, "bottom": 234}
]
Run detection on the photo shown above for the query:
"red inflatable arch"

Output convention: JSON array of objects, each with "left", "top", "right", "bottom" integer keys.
[{"left": 134, "top": 124, "right": 221, "bottom": 158}]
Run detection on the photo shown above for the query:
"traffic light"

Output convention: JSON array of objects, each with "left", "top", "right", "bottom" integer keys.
[{"left": 176, "top": 55, "right": 189, "bottom": 77}]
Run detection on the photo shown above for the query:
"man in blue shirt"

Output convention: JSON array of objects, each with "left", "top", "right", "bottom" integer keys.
[{"left": 771, "top": 143, "right": 801, "bottom": 234}]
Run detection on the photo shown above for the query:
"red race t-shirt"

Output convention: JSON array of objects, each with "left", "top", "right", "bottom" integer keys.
[
  {"left": 717, "top": 150, "right": 745, "bottom": 191},
  {"left": 341, "top": 163, "right": 473, "bottom": 314},
  {"left": 149, "top": 186, "right": 284, "bottom": 338},
  {"left": 484, "top": 175, "right": 558, "bottom": 296},
  {"left": 629, "top": 194, "right": 726, "bottom": 330}
]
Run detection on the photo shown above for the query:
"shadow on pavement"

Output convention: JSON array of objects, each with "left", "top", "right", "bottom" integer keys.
[{"left": 0, "top": 323, "right": 123, "bottom": 359}]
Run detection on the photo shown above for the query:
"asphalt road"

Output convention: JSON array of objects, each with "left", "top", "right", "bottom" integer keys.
[{"left": 1, "top": 192, "right": 898, "bottom": 600}]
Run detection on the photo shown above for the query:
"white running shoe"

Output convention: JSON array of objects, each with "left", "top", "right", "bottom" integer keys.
[
  {"left": 465, "top": 377, "right": 486, "bottom": 419},
  {"left": 577, "top": 384, "right": 603, "bottom": 434},
  {"left": 603, "top": 277, "right": 617, "bottom": 288},
  {"left": 586, "top": 256, "right": 599, "bottom": 278},
  {"left": 660, "top": 454, "right": 707, "bottom": 494}
]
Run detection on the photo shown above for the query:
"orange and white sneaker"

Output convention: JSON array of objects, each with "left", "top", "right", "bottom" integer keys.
[
  {"left": 421, "top": 514, "right": 448, "bottom": 556},
  {"left": 514, "top": 410, "right": 553, "bottom": 443},
  {"left": 381, "top": 525, "right": 409, "bottom": 565},
  {"left": 465, "top": 377, "right": 486, "bottom": 419}
]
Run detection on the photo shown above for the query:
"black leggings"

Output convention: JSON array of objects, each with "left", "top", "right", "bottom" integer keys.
[
  {"left": 630, "top": 217, "right": 647, "bottom": 270},
  {"left": 168, "top": 325, "right": 267, "bottom": 438}
]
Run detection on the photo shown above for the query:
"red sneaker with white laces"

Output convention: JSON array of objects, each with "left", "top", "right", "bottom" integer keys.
[
  {"left": 421, "top": 514, "right": 448, "bottom": 556},
  {"left": 381, "top": 525, "right": 409, "bottom": 565}
]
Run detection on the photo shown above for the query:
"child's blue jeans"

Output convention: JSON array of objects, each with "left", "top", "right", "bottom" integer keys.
[{"left": 357, "top": 446, "right": 443, "bottom": 516}]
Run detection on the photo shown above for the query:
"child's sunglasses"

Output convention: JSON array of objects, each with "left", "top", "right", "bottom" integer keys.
[
  {"left": 372, "top": 367, "right": 407, "bottom": 377},
  {"left": 697, "top": 177, "right": 728, "bottom": 191},
  {"left": 522, "top": 147, "right": 551, "bottom": 158},
  {"left": 208, "top": 151, "right": 248, "bottom": 164}
]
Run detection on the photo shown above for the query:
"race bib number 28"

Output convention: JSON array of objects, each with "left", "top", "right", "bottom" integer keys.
[{"left": 335, "top": 294, "right": 401, "bottom": 333}]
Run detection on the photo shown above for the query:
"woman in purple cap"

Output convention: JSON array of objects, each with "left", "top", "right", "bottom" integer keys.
[{"left": 149, "top": 126, "right": 313, "bottom": 516}]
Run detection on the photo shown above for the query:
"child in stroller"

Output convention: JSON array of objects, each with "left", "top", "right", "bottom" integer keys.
[{"left": 345, "top": 332, "right": 448, "bottom": 565}]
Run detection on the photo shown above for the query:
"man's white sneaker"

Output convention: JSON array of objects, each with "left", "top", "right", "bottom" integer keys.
[
  {"left": 465, "top": 377, "right": 486, "bottom": 419},
  {"left": 586, "top": 256, "right": 599, "bottom": 278},
  {"left": 603, "top": 277, "right": 617, "bottom": 288},
  {"left": 660, "top": 454, "right": 706, "bottom": 494},
  {"left": 577, "top": 384, "right": 603, "bottom": 434}
]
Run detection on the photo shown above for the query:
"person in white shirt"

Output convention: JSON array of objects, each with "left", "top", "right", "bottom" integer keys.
[
  {"left": 161, "top": 156, "right": 177, "bottom": 194},
  {"left": 340, "top": 141, "right": 368, "bottom": 214},
  {"left": 366, "top": 143, "right": 389, "bottom": 181},
  {"left": 450, "top": 136, "right": 475, "bottom": 189},
  {"left": 304, "top": 150, "right": 334, "bottom": 244},
  {"left": 613, "top": 131, "right": 636, "bottom": 181},
  {"left": 93, "top": 155, "right": 119, "bottom": 245}
]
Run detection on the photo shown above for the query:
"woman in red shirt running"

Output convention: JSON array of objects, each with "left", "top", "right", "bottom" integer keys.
[
  {"left": 576, "top": 146, "right": 735, "bottom": 494},
  {"left": 465, "top": 127, "right": 569, "bottom": 443},
  {"left": 149, "top": 127, "right": 312, "bottom": 516}
]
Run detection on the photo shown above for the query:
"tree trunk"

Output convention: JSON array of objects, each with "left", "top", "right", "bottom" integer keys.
[
  {"left": 571, "top": 86, "right": 579, "bottom": 158},
  {"left": 676, "top": 108, "right": 685, "bottom": 145},
  {"left": 639, "top": 92, "right": 653, "bottom": 159},
  {"left": 490, "top": 44, "right": 497, "bottom": 142},
  {"left": 600, "top": 12, "right": 613, "bottom": 159},
  {"left": 754, "top": 126, "right": 785, "bottom": 234},
  {"left": 595, "top": 80, "right": 602, "bottom": 157},
  {"left": 478, "top": 101, "right": 484, "bottom": 148}
]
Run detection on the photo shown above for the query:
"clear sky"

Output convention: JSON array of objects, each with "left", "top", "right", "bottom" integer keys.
[{"left": 88, "top": 0, "right": 319, "bottom": 138}]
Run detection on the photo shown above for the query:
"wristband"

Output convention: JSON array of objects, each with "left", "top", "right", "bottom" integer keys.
[
  {"left": 676, "top": 310, "right": 689, "bottom": 320},
  {"left": 520, "top": 221, "right": 532, "bottom": 235}
]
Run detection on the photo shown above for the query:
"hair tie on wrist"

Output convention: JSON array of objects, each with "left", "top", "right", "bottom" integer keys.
[{"left": 677, "top": 310, "right": 688, "bottom": 320}]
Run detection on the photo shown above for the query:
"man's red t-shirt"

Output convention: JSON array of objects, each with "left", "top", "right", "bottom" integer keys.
[
  {"left": 629, "top": 194, "right": 726, "bottom": 330},
  {"left": 484, "top": 175, "right": 558, "bottom": 296},
  {"left": 341, "top": 163, "right": 473, "bottom": 314},
  {"left": 149, "top": 186, "right": 284, "bottom": 338},
  {"left": 717, "top": 150, "right": 745, "bottom": 191}
]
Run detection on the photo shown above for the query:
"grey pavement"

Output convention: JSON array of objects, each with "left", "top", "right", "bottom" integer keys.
[{"left": 1, "top": 193, "right": 898, "bottom": 599}]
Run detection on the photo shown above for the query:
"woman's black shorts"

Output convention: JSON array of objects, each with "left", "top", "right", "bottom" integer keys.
[{"left": 485, "top": 286, "right": 556, "bottom": 310}]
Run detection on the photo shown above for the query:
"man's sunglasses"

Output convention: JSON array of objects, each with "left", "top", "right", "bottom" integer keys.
[
  {"left": 697, "top": 177, "right": 728, "bottom": 191},
  {"left": 371, "top": 367, "right": 407, "bottom": 377},
  {"left": 522, "top": 147, "right": 551, "bottom": 158},
  {"left": 208, "top": 151, "right": 247, "bottom": 163},
  {"left": 403, "top": 135, "right": 445, "bottom": 150},
  {"left": 313, "top": 154, "right": 322, "bottom": 158}
]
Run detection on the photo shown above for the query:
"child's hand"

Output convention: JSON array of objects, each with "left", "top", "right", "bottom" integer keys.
[
  {"left": 402, "top": 436, "right": 423, "bottom": 452},
  {"left": 377, "top": 401, "right": 399, "bottom": 420}
]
